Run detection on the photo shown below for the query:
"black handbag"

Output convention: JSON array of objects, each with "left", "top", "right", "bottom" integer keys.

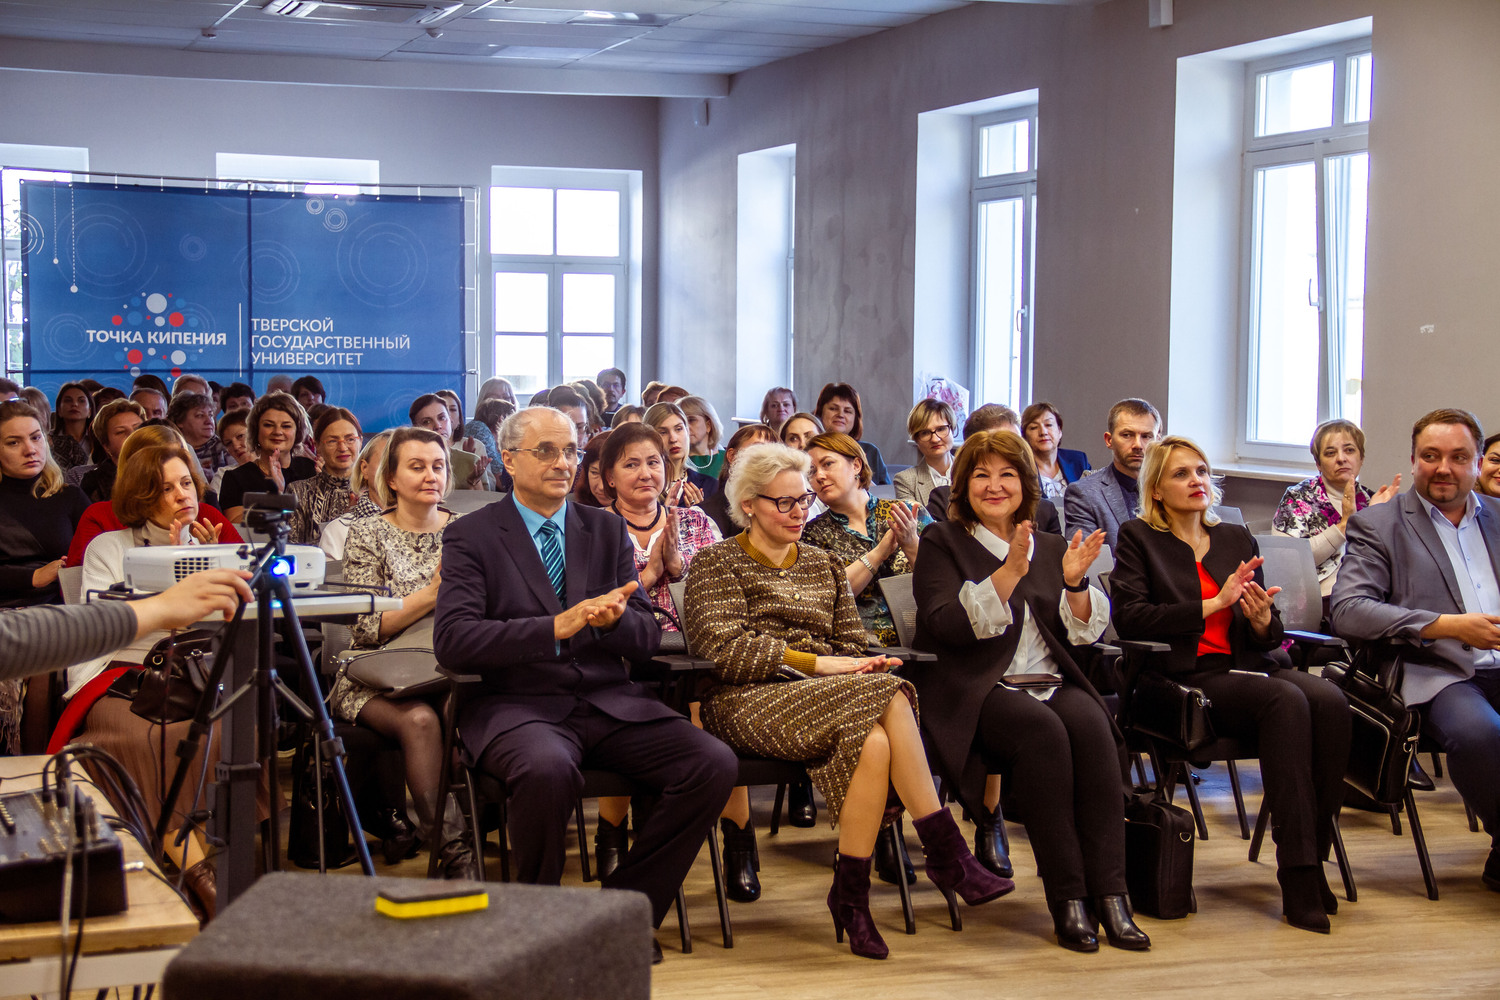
[
  {"left": 124, "top": 629, "right": 219, "bottom": 725},
  {"left": 340, "top": 647, "right": 445, "bottom": 700},
  {"left": 286, "top": 732, "right": 358, "bottom": 870},
  {"left": 1129, "top": 670, "right": 1216, "bottom": 752},
  {"left": 1124, "top": 787, "right": 1197, "bottom": 919},
  {"left": 1323, "top": 649, "right": 1418, "bottom": 805}
]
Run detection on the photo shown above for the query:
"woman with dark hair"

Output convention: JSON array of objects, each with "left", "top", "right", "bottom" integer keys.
[
  {"left": 759, "top": 387, "right": 797, "bottom": 433},
  {"left": 169, "top": 391, "right": 232, "bottom": 477},
  {"left": 219, "top": 391, "right": 317, "bottom": 523},
  {"left": 1020, "top": 402, "right": 1090, "bottom": 500},
  {"left": 574, "top": 429, "right": 614, "bottom": 508},
  {"left": 49, "top": 381, "right": 95, "bottom": 471},
  {"left": 79, "top": 399, "right": 146, "bottom": 502},
  {"left": 1273, "top": 418, "right": 1401, "bottom": 600},
  {"left": 912, "top": 429, "right": 1147, "bottom": 952},
  {"left": 816, "top": 383, "right": 889, "bottom": 485},
  {"left": 478, "top": 376, "right": 516, "bottom": 408},
  {"left": 1482, "top": 432, "right": 1500, "bottom": 499},
  {"left": 1111, "top": 435, "right": 1351, "bottom": 934},
  {"left": 411, "top": 392, "right": 492, "bottom": 490},
  {"left": 779, "top": 411, "right": 824, "bottom": 451},
  {"left": 610, "top": 405, "right": 645, "bottom": 429},
  {"left": 700, "top": 423, "right": 776, "bottom": 537},
  {"left": 330, "top": 426, "right": 474, "bottom": 878},
  {"left": 644, "top": 401, "right": 717, "bottom": 505},
  {"left": 467, "top": 397, "right": 516, "bottom": 492},
  {"left": 287, "top": 407, "right": 364, "bottom": 546}
]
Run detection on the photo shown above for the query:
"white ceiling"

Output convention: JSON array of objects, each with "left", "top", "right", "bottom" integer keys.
[{"left": 0, "top": 0, "right": 1091, "bottom": 87}]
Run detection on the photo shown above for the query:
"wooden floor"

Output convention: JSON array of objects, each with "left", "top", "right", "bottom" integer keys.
[{"left": 543, "top": 765, "right": 1499, "bottom": 999}]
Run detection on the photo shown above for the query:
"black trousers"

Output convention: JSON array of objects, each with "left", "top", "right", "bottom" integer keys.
[
  {"left": 975, "top": 683, "right": 1126, "bottom": 903},
  {"left": 477, "top": 702, "right": 738, "bottom": 927},
  {"left": 1185, "top": 665, "right": 1350, "bottom": 868}
]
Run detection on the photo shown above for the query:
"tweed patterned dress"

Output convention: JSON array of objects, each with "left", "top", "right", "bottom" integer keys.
[{"left": 684, "top": 534, "right": 915, "bottom": 825}]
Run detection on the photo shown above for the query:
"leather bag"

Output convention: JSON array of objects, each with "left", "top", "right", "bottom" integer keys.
[
  {"left": 1129, "top": 670, "right": 1216, "bottom": 752},
  {"left": 340, "top": 647, "right": 444, "bottom": 700},
  {"left": 1323, "top": 649, "right": 1417, "bottom": 805},
  {"left": 125, "top": 630, "right": 219, "bottom": 725},
  {"left": 1124, "top": 787, "right": 1197, "bottom": 919}
]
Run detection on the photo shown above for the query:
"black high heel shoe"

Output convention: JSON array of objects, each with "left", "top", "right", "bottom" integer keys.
[
  {"left": 1278, "top": 865, "right": 1331, "bottom": 933},
  {"left": 973, "top": 804, "right": 1013, "bottom": 879},
  {"left": 720, "top": 818, "right": 762, "bottom": 902},
  {"left": 874, "top": 825, "right": 915, "bottom": 885},
  {"left": 1094, "top": 895, "right": 1150, "bottom": 950},
  {"left": 595, "top": 816, "right": 628, "bottom": 881},
  {"left": 788, "top": 780, "right": 817, "bottom": 828},
  {"left": 1048, "top": 899, "right": 1098, "bottom": 952}
]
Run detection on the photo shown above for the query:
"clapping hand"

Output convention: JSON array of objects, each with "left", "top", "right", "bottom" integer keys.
[
  {"left": 1368, "top": 474, "right": 1401, "bottom": 506},
  {"left": 1238, "top": 579, "right": 1282, "bottom": 634},
  {"left": 1061, "top": 528, "right": 1106, "bottom": 588},
  {"left": 556, "top": 581, "right": 640, "bottom": 639},
  {"left": 990, "top": 520, "right": 1033, "bottom": 600}
]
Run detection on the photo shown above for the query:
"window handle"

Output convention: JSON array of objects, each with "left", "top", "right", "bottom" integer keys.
[{"left": 1307, "top": 278, "right": 1322, "bottom": 310}]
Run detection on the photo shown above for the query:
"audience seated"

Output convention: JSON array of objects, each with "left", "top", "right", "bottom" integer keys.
[
  {"left": 1331, "top": 408, "right": 1500, "bottom": 893},
  {"left": 467, "top": 397, "right": 516, "bottom": 493},
  {"left": 815, "top": 382, "right": 890, "bottom": 485},
  {"left": 169, "top": 391, "right": 232, "bottom": 478},
  {"left": 547, "top": 384, "right": 599, "bottom": 449},
  {"left": 78, "top": 399, "right": 146, "bottom": 502},
  {"left": 1021, "top": 402, "right": 1090, "bottom": 500},
  {"left": 410, "top": 392, "right": 492, "bottom": 491},
  {"left": 0, "top": 400, "right": 90, "bottom": 610},
  {"left": 640, "top": 380, "right": 667, "bottom": 406},
  {"left": 1111, "top": 435, "right": 1350, "bottom": 934},
  {"left": 220, "top": 391, "right": 317, "bottom": 523},
  {"left": 927, "top": 407, "right": 1062, "bottom": 536},
  {"left": 571, "top": 380, "right": 610, "bottom": 435},
  {"left": 90, "top": 386, "right": 125, "bottom": 411},
  {"left": 1272, "top": 418, "right": 1401, "bottom": 601},
  {"left": 683, "top": 442, "right": 1012, "bottom": 960},
  {"left": 644, "top": 400, "right": 717, "bottom": 503},
  {"left": 1062, "top": 397, "right": 1162, "bottom": 550},
  {"left": 597, "top": 367, "right": 627, "bottom": 421},
  {"left": 207, "top": 410, "right": 252, "bottom": 502},
  {"left": 894, "top": 398, "right": 956, "bottom": 509},
  {"left": 803, "top": 431, "right": 928, "bottom": 647},
  {"left": 172, "top": 373, "right": 211, "bottom": 399},
  {"left": 20, "top": 387, "right": 52, "bottom": 435},
  {"left": 330, "top": 425, "right": 473, "bottom": 878},
  {"left": 477, "top": 375, "right": 516, "bottom": 409},
  {"left": 1481, "top": 432, "right": 1500, "bottom": 499},
  {"left": 319, "top": 430, "right": 391, "bottom": 561},
  {"left": 778, "top": 411, "right": 824, "bottom": 451},
  {"left": 131, "top": 386, "right": 168, "bottom": 422},
  {"left": 656, "top": 384, "right": 690, "bottom": 405},
  {"left": 700, "top": 423, "right": 776, "bottom": 537},
  {"left": 912, "top": 429, "right": 1147, "bottom": 952},
  {"left": 433, "top": 406, "right": 737, "bottom": 962},
  {"left": 679, "top": 395, "right": 727, "bottom": 481},
  {"left": 759, "top": 386, "right": 797, "bottom": 434},
  {"left": 574, "top": 429, "right": 614, "bottom": 508},
  {"left": 610, "top": 404, "right": 645, "bottom": 428},
  {"left": 220, "top": 381, "right": 256, "bottom": 413},
  {"left": 291, "top": 375, "right": 326, "bottom": 411},
  {"left": 287, "top": 407, "right": 364, "bottom": 546},
  {"left": 49, "top": 381, "right": 95, "bottom": 471}
]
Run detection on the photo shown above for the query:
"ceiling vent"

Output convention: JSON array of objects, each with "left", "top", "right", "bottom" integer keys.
[{"left": 260, "top": 1, "right": 464, "bottom": 25}]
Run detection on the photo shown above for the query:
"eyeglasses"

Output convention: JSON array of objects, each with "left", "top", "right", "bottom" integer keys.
[
  {"left": 756, "top": 491, "right": 817, "bottom": 513},
  {"left": 508, "top": 444, "right": 580, "bottom": 463},
  {"left": 914, "top": 425, "right": 952, "bottom": 442}
]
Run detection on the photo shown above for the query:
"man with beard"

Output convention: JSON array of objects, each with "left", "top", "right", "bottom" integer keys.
[{"left": 1063, "top": 397, "right": 1161, "bottom": 550}]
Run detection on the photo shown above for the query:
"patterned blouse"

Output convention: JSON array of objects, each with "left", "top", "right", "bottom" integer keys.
[
  {"left": 1272, "top": 475, "right": 1374, "bottom": 589},
  {"left": 287, "top": 470, "right": 356, "bottom": 546},
  {"left": 49, "top": 430, "right": 93, "bottom": 472},
  {"left": 801, "top": 494, "right": 932, "bottom": 646},
  {"left": 623, "top": 504, "right": 722, "bottom": 630}
]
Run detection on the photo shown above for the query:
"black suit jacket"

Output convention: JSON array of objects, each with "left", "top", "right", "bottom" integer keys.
[
  {"left": 925, "top": 486, "right": 1062, "bottom": 537},
  {"left": 910, "top": 520, "right": 1119, "bottom": 813},
  {"left": 434, "top": 494, "right": 674, "bottom": 762},
  {"left": 1110, "top": 518, "right": 1284, "bottom": 676}
]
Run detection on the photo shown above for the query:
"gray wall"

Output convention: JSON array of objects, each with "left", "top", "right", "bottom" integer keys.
[
  {"left": 0, "top": 68, "right": 662, "bottom": 382},
  {"left": 657, "top": 0, "right": 1500, "bottom": 495}
]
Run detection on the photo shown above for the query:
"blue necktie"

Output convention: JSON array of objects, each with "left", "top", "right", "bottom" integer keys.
[{"left": 538, "top": 520, "right": 566, "bottom": 606}]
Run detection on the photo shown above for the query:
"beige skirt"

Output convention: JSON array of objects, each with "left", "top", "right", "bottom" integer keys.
[{"left": 75, "top": 695, "right": 223, "bottom": 835}]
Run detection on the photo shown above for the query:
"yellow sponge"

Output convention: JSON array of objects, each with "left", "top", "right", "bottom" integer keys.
[{"left": 375, "top": 884, "right": 489, "bottom": 920}]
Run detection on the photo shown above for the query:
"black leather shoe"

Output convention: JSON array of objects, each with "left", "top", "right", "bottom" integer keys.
[
  {"left": 874, "top": 825, "right": 916, "bottom": 886},
  {"left": 651, "top": 938, "right": 663, "bottom": 965},
  {"left": 721, "top": 818, "right": 763, "bottom": 902},
  {"left": 1095, "top": 895, "right": 1150, "bottom": 950},
  {"left": 1048, "top": 898, "right": 1099, "bottom": 952},
  {"left": 1409, "top": 757, "right": 1436, "bottom": 792},
  {"left": 1483, "top": 848, "right": 1500, "bottom": 892},
  {"left": 973, "top": 804, "right": 1013, "bottom": 879},
  {"left": 595, "top": 816, "right": 628, "bottom": 881},
  {"left": 439, "top": 839, "right": 479, "bottom": 881},
  {"left": 787, "top": 781, "right": 817, "bottom": 828},
  {"left": 1278, "top": 865, "right": 1331, "bottom": 933}
]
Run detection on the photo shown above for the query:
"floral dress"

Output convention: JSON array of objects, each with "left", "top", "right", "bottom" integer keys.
[
  {"left": 1271, "top": 475, "right": 1374, "bottom": 593},
  {"left": 802, "top": 495, "right": 932, "bottom": 646},
  {"left": 625, "top": 504, "right": 722, "bottom": 630},
  {"left": 328, "top": 510, "right": 460, "bottom": 722}
]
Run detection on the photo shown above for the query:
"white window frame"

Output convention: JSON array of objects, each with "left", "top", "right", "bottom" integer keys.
[
  {"left": 1236, "top": 39, "right": 1370, "bottom": 463},
  {"left": 970, "top": 107, "right": 1037, "bottom": 411},
  {"left": 489, "top": 166, "right": 636, "bottom": 393}
]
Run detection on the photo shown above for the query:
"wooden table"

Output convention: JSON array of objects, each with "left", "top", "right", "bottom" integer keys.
[{"left": 0, "top": 755, "right": 199, "bottom": 998}]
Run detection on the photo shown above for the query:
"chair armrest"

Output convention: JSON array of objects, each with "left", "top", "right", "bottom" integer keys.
[
  {"left": 1113, "top": 639, "right": 1173, "bottom": 655},
  {"left": 869, "top": 644, "right": 938, "bottom": 664},
  {"left": 1285, "top": 630, "right": 1348, "bottom": 649},
  {"left": 437, "top": 663, "right": 482, "bottom": 684}
]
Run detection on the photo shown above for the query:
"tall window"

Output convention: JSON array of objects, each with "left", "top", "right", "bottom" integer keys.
[
  {"left": 972, "top": 108, "right": 1037, "bottom": 410},
  {"left": 1, "top": 144, "right": 90, "bottom": 379},
  {"left": 490, "top": 168, "right": 634, "bottom": 397},
  {"left": 1241, "top": 42, "right": 1370, "bottom": 456}
]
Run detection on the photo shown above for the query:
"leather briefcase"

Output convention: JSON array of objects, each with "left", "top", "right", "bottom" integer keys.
[
  {"left": 1124, "top": 788, "right": 1197, "bottom": 919},
  {"left": 1130, "top": 670, "right": 1216, "bottom": 752},
  {"left": 1323, "top": 650, "right": 1417, "bottom": 805}
]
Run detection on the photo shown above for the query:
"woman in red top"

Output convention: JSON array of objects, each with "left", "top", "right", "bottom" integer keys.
[{"left": 1110, "top": 436, "right": 1350, "bottom": 935}]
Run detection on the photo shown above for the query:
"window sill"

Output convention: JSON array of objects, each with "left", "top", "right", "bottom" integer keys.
[{"left": 1215, "top": 462, "right": 1311, "bottom": 484}]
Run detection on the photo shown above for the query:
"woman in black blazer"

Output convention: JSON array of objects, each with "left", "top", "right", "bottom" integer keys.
[
  {"left": 912, "top": 430, "right": 1149, "bottom": 953},
  {"left": 1110, "top": 435, "right": 1350, "bottom": 934}
]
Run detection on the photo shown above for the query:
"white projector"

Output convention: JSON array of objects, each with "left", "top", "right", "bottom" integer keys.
[{"left": 122, "top": 544, "right": 327, "bottom": 594}]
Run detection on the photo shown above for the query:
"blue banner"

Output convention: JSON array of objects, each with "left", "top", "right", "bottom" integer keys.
[{"left": 21, "top": 180, "right": 465, "bottom": 433}]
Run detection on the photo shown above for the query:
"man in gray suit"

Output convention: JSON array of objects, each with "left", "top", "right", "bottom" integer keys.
[
  {"left": 1332, "top": 407, "right": 1500, "bottom": 889},
  {"left": 1062, "top": 398, "right": 1161, "bottom": 550}
]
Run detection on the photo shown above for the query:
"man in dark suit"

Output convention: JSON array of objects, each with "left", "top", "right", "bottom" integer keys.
[
  {"left": 1332, "top": 407, "right": 1500, "bottom": 889},
  {"left": 1062, "top": 398, "right": 1161, "bottom": 550},
  {"left": 434, "top": 407, "right": 738, "bottom": 956}
]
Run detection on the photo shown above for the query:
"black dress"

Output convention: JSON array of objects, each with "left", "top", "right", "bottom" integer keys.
[
  {"left": 218, "top": 455, "right": 317, "bottom": 512},
  {"left": 0, "top": 474, "right": 89, "bottom": 607}
]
